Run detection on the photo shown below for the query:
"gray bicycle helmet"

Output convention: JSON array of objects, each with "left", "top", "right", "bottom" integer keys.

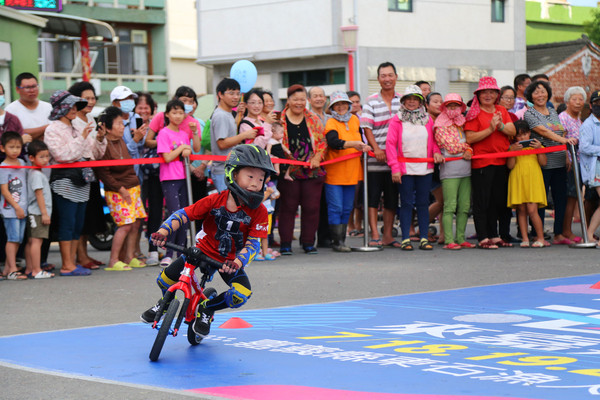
[{"left": 224, "top": 144, "right": 277, "bottom": 209}]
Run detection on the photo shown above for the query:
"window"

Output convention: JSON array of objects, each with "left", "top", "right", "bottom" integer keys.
[
  {"left": 282, "top": 68, "right": 345, "bottom": 87},
  {"left": 117, "top": 29, "right": 149, "bottom": 75},
  {"left": 491, "top": 0, "right": 505, "bottom": 22},
  {"left": 388, "top": 0, "right": 412, "bottom": 12}
]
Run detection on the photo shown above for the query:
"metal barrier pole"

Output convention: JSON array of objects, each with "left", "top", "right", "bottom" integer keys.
[
  {"left": 567, "top": 143, "right": 596, "bottom": 248},
  {"left": 352, "top": 153, "right": 383, "bottom": 252},
  {"left": 183, "top": 156, "right": 197, "bottom": 246}
]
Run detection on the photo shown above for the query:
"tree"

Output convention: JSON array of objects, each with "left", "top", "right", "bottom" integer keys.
[{"left": 584, "top": 8, "right": 600, "bottom": 46}]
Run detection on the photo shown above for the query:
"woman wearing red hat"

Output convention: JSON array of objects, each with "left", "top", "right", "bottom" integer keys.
[{"left": 464, "top": 76, "right": 516, "bottom": 249}]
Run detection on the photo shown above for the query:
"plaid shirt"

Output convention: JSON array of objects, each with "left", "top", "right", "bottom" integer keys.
[{"left": 360, "top": 91, "right": 401, "bottom": 171}]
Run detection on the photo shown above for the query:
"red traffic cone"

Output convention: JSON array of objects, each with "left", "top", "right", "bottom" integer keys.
[
  {"left": 591, "top": 281, "right": 600, "bottom": 289},
  {"left": 218, "top": 317, "right": 253, "bottom": 329}
]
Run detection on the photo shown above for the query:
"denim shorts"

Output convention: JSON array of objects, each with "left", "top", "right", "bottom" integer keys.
[{"left": 3, "top": 217, "right": 26, "bottom": 243}]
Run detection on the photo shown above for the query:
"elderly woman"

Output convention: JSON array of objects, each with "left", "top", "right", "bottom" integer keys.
[
  {"left": 464, "top": 77, "right": 516, "bottom": 249},
  {"left": 94, "top": 107, "right": 147, "bottom": 271},
  {"left": 524, "top": 80, "right": 577, "bottom": 245},
  {"left": 559, "top": 86, "right": 587, "bottom": 243},
  {"left": 278, "top": 84, "right": 327, "bottom": 255},
  {"left": 580, "top": 90, "right": 600, "bottom": 243},
  {"left": 44, "top": 90, "right": 106, "bottom": 276},
  {"left": 386, "top": 85, "right": 443, "bottom": 251}
]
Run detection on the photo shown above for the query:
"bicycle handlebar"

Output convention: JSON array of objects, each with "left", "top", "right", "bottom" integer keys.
[{"left": 162, "top": 242, "right": 223, "bottom": 270}]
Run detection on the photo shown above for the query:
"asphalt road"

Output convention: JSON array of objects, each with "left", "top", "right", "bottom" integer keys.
[{"left": 2, "top": 221, "right": 600, "bottom": 399}]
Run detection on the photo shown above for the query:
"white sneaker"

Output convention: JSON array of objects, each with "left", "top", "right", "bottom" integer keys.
[
  {"left": 146, "top": 252, "right": 160, "bottom": 266},
  {"left": 160, "top": 256, "right": 172, "bottom": 268}
]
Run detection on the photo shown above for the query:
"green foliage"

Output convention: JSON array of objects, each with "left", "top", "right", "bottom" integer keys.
[{"left": 584, "top": 8, "right": 600, "bottom": 46}]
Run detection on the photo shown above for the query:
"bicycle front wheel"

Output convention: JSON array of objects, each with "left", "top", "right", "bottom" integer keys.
[{"left": 149, "top": 298, "right": 180, "bottom": 361}]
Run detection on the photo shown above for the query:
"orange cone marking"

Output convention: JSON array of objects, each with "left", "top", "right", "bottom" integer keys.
[{"left": 218, "top": 317, "right": 253, "bottom": 329}]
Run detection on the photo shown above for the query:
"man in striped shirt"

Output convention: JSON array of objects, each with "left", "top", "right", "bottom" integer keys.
[{"left": 360, "top": 62, "right": 401, "bottom": 248}]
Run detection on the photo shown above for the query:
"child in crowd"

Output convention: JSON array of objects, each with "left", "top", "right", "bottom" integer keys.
[
  {"left": 268, "top": 121, "right": 293, "bottom": 180},
  {"left": 142, "top": 144, "right": 275, "bottom": 338},
  {"left": 434, "top": 93, "right": 474, "bottom": 250},
  {"left": 0, "top": 132, "right": 28, "bottom": 280},
  {"left": 506, "top": 120, "right": 547, "bottom": 248},
  {"left": 156, "top": 99, "right": 193, "bottom": 267},
  {"left": 24, "top": 140, "right": 54, "bottom": 279},
  {"left": 255, "top": 178, "right": 280, "bottom": 261}
]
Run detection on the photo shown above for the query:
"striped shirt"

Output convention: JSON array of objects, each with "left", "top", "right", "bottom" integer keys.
[
  {"left": 360, "top": 91, "right": 401, "bottom": 171},
  {"left": 524, "top": 107, "right": 566, "bottom": 169}
]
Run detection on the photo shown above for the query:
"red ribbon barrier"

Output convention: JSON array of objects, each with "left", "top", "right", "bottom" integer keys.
[{"left": 0, "top": 145, "right": 566, "bottom": 169}]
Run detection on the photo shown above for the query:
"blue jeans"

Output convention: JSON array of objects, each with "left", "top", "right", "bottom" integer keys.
[
  {"left": 2, "top": 217, "right": 26, "bottom": 243},
  {"left": 398, "top": 174, "right": 432, "bottom": 241},
  {"left": 324, "top": 184, "right": 356, "bottom": 225}
]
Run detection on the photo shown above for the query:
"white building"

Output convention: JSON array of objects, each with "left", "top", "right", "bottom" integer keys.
[{"left": 196, "top": 0, "right": 526, "bottom": 106}]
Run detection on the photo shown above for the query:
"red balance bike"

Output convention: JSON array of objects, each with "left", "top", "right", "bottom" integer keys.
[{"left": 149, "top": 242, "right": 221, "bottom": 362}]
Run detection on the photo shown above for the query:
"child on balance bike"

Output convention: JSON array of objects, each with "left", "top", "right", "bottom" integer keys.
[{"left": 141, "top": 144, "right": 276, "bottom": 338}]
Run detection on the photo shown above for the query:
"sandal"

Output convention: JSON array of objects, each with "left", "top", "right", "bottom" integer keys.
[
  {"left": 459, "top": 242, "right": 476, "bottom": 249},
  {"left": 520, "top": 241, "right": 530, "bottom": 248},
  {"left": 531, "top": 240, "right": 545, "bottom": 248},
  {"left": 348, "top": 230, "right": 360, "bottom": 237},
  {"left": 104, "top": 261, "right": 132, "bottom": 271},
  {"left": 443, "top": 243, "right": 461, "bottom": 250},
  {"left": 6, "top": 271, "right": 28, "bottom": 280},
  {"left": 492, "top": 239, "right": 513, "bottom": 248},
  {"left": 400, "top": 239, "right": 413, "bottom": 251},
  {"left": 477, "top": 239, "right": 498, "bottom": 250},
  {"left": 383, "top": 240, "right": 402, "bottom": 248},
  {"left": 419, "top": 239, "right": 434, "bottom": 250},
  {"left": 32, "top": 270, "right": 54, "bottom": 279},
  {"left": 368, "top": 239, "right": 383, "bottom": 247}
]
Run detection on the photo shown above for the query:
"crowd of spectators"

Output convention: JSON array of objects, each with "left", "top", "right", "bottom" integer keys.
[{"left": 1, "top": 63, "right": 600, "bottom": 279}]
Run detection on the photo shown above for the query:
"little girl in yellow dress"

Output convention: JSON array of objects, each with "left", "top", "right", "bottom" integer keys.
[{"left": 507, "top": 120, "right": 547, "bottom": 248}]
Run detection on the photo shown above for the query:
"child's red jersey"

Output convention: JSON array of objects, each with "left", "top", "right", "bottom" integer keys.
[{"left": 184, "top": 191, "right": 268, "bottom": 262}]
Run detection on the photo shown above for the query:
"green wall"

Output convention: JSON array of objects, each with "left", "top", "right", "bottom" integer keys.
[
  {"left": 0, "top": 17, "right": 40, "bottom": 100},
  {"left": 526, "top": 1, "right": 596, "bottom": 45}
]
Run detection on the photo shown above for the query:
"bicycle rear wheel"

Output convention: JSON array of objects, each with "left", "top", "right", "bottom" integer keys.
[
  {"left": 149, "top": 298, "right": 180, "bottom": 361},
  {"left": 187, "top": 287, "right": 217, "bottom": 346}
]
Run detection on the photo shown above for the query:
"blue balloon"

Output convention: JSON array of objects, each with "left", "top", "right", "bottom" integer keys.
[{"left": 230, "top": 60, "right": 258, "bottom": 93}]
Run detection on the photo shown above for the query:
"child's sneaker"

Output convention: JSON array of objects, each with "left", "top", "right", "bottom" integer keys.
[
  {"left": 193, "top": 301, "right": 214, "bottom": 338},
  {"left": 159, "top": 256, "right": 172, "bottom": 268},
  {"left": 140, "top": 298, "right": 170, "bottom": 323},
  {"left": 146, "top": 252, "right": 160, "bottom": 266}
]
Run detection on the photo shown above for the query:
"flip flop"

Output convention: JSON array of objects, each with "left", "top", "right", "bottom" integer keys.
[
  {"left": 104, "top": 261, "right": 132, "bottom": 271},
  {"left": 477, "top": 239, "right": 498, "bottom": 250},
  {"left": 128, "top": 258, "right": 146, "bottom": 268},
  {"left": 32, "top": 270, "right": 54, "bottom": 279},
  {"left": 552, "top": 238, "right": 573, "bottom": 245},
  {"left": 6, "top": 271, "right": 28, "bottom": 280},
  {"left": 81, "top": 261, "right": 100, "bottom": 270},
  {"left": 368, "top": 239, "right": 383, "bottom": 247},
  {"left": 60, "top": 265, "right": 92, "bottom": 276},
  {"left": 383, "top": 240, "right": 402, "bottom": 248}
]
